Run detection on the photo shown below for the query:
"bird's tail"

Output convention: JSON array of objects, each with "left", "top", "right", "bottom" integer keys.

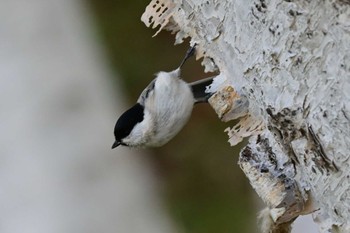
[{"left": 190, "top": 76, "right": 214, "bottom": 104}]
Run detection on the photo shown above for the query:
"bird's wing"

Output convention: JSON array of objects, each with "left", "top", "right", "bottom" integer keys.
[{"left": 137, "top": 78, "right": 156, "bottom": 105}]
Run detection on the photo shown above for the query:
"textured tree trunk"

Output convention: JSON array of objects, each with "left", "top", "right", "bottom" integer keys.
[{"left": 142, "top": 0, "right": 350, "bottom": 232}]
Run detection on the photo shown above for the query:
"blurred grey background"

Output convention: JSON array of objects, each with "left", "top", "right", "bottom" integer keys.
[
  {"left": 0, "top": 0, "right": 179, "bottom": 232},
  {"left": 1, "top": 0, "right": 317, "bottom": 232}
]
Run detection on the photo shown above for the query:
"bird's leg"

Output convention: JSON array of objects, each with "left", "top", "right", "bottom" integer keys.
[{"left": 178, "top": 44, "right": 196, "bottom": 68}]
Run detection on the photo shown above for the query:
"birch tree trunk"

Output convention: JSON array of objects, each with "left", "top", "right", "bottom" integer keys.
[{"left": 141, "top": 0, "right": 350, "bottom": 232}]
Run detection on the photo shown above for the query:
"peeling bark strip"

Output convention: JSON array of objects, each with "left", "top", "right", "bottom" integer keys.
[
  {"left": 239, "top": 134, "right": 310, "bottom": 224},
  {"left": 142, "top": 0, "right": 350, "bottom": 232}
]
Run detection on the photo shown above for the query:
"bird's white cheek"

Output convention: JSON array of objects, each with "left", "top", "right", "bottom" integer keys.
[{"left": 122, "top": 113, "right": 155, "bottom": 147}]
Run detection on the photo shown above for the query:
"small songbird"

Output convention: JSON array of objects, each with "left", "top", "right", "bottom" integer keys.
[{"left": 112, "top": 45, "right": 213, "bottom": 148}]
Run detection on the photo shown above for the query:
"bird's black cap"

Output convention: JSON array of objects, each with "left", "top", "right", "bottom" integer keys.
[{"left": 112, "top": 103, "right": 144, "bottom": 149}]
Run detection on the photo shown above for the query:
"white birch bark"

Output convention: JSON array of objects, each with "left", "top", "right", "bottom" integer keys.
[{"left": 142, "top": 0, "right": 350, "bottom": 232}]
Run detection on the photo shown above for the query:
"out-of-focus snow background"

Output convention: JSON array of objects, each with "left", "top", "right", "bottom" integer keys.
[{"left": 0, "top": 0, "right": 318, "bottom": 232}]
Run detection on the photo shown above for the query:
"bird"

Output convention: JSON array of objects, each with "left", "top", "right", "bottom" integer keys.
[{"left": 112, "top": 45, "right": 213, "bottom": 149}]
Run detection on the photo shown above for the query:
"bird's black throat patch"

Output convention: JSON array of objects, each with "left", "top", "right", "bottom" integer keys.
[{"left": 114, "top": 103, "right": 144, "bottom": 143}]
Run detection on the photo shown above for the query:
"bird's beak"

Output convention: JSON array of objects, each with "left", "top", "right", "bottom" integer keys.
[{"left": 111, "top": 141, "right": 121, "bottom": 149}]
